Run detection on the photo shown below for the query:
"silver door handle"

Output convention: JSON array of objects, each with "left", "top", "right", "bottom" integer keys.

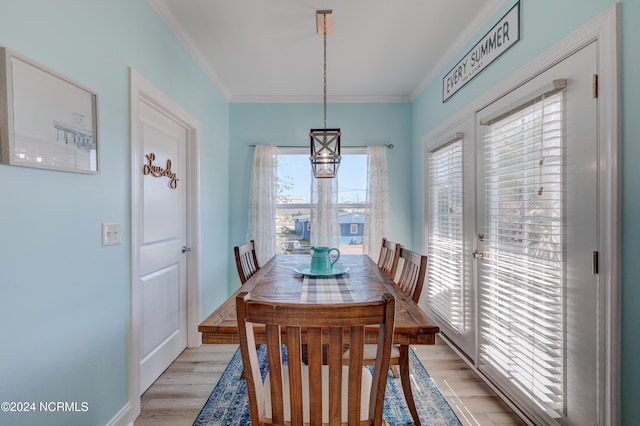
[
  {"left": 181, "top": 246, "right": 191, "bottom": 254},
  {"left": 472, "top": 251, "right": 488, "bottom": 259}
]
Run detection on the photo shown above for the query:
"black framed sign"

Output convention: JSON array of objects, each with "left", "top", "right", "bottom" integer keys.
[{"left": 442, "top": 1, "right": 521, "bottom": 102}]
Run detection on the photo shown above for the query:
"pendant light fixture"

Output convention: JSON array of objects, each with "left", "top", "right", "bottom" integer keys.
[{"left": 310, "top": 10, "right": 341, "bottom": 179}]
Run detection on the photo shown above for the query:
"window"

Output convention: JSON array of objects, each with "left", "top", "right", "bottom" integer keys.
[
  {"left": 275, "top": 150, "right": 367, "bottom": 254},
  {"left": 426, "top": 137, "right": 465, "bottom": 332},
  {"left": 478, "top": 90, "right": 565, "bottom": 419}
]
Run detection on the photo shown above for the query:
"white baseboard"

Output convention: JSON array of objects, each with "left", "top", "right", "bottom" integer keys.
[{"left": 106, "top": 401, "right": 133, "bottom": 426}]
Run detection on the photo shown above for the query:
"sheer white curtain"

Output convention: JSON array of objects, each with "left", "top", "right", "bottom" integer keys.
[
  {"left": 247, "top": 145, "right": 278, "bottom": 265},
  {"left": 310, "top": 176, "right": 339, "bottom": 248},
  {"left": 363, "top": 146, "right": 389, "bottom": 259}
]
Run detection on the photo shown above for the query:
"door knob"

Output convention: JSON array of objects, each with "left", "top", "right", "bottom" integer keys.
[{"left": 181, "top": 246, "right": 191, "bottom": 254}]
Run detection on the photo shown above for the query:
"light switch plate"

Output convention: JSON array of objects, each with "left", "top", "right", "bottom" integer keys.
[{"left": 102, "top": 223, "right": 121, "bottom": 246}]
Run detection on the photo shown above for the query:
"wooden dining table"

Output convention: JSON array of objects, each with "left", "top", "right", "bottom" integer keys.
[{"left": 198, "top": 254, "right": 440, "bottom": 425}]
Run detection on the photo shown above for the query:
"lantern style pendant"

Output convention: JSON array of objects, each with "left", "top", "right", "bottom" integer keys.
[{"left": 310, "top": 128, "right": 341, "bottom": 178}]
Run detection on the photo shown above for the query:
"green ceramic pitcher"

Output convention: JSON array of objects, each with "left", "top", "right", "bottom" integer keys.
[{"left": 309, "top": 246, "right": 340, "bottom": 274}]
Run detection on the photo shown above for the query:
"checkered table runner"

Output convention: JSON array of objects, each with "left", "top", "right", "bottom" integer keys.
[{"left": 300, "top": 275, "right": 354, "bottom": 303}]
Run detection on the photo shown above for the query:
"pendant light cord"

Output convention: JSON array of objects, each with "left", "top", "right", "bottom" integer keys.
[{"left": 323, "top": 13, "right": 327, "bottom": 129}]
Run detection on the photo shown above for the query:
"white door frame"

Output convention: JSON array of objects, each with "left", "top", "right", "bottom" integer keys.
[
  {"left": 421, "top": 4, "right": 620, "bottom": 425},
  {"left": 128, "top": 68, "right": 202, "bottom": 418}
]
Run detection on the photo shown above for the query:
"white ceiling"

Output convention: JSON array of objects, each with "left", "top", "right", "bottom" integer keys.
[{"left": 149, "top": 0, "right": 503, "bottom": 102}]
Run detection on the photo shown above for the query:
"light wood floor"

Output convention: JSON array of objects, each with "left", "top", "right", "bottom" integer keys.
[{"left": 135, "top": 335, "right": 527, "bottom": 426}]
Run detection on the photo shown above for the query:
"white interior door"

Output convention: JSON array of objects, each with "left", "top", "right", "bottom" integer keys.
[
  {"left": 476, "top": 42, "right": 598, "bottom": 425},
  {"left": 138, "top": 99, "right": 188, "bottom": 393}
]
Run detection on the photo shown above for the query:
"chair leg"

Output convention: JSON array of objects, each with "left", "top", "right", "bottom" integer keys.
[
  {"left": 240, "top": 344, "right": 262, "bottom": 380},
  {"left": 390, "top": 365, "right": 400, "bottom": 378},
  {"left": 399, "top": 345, "right": 421, "bottom": 426}
]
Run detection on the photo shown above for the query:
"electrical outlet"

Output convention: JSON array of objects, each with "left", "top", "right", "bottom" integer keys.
[{"left": 102, "top": 223, "right": 121, "bottom": 246}]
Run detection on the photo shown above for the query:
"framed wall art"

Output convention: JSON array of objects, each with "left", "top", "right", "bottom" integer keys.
[{"left": 0, "top": 47, "right": 99, "bottom": 173}]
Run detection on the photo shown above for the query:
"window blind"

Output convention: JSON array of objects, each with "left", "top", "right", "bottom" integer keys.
[
  {"left": 478, "top": 89, "right": 565, "bottom": 420},
  {"left": 427, "top": 137, "right": 465, "bottom": 332}
]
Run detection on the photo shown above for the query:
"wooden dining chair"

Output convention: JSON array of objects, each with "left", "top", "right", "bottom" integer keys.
[
  {"left": 345, "top": 247, "right": 428, "bottom": 425},
  {"left": 393, "top": 247, "right": 428, "bottom": 304},
  {"left": 234, "top": 240, "right": 260, "bottom": 284},
  {"left": 377, "top": 238, "right": 401, "bottom": 279},
  {"left": 348, "top": 248, "right": 428, "bottom": 377},
  {"left": 236, "top": 291, "right": 396, "bottom": 426}
]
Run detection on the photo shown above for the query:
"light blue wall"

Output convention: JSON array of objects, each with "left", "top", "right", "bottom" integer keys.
[
  {"left": 229, "top": 102, "right": 412, "bottom": 290},
  {"left": 412, "top": 1, "right": 638, "bottom": 423},
  {"left": 0, "top": 1, "right": 229, "bottom": 425}
]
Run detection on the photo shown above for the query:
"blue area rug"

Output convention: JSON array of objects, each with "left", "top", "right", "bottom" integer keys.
[{"left": 193, "top": 346, "right": 462, "bottom": 425}]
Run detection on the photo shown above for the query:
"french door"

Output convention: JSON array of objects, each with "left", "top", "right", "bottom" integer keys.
[
  {"left": 475, "top": 42, "right": 598, "bottom": 425},
  {"left": 425, "top": 41, "right": 601, "bottom": 425}
]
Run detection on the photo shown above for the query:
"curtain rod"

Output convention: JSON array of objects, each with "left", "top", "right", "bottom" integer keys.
[{"left": 249, "top": 144, "right": 394, "bottom": 149}]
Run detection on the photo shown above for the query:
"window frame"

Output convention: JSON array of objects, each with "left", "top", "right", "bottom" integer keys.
[{"left": 274, "top": 147, "right": 368, "bottom": 254}]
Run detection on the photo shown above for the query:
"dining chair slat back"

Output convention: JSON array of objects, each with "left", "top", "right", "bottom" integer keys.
[
  {"left": 234, "top": 240, "right": 260, "bottom": 285},
  {"left": 394, "top": 248, "right": 428, "bottom": 303},
  {"left": 377, "top": 238, "right": 401, "bottom": 279},
  {"left": 236, "top": 291, "right": 396, "bottom": 426}
]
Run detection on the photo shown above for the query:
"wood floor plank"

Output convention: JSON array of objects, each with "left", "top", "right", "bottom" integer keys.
[{"left": 134, "top": 336, "right": 526, "bottom": 425}]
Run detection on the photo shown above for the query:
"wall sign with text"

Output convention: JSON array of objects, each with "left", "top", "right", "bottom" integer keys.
[
  {"left": 442, "top": 1, "right": 520, "bottom": 102},
  {"left": 143, "top": 152, "right": 179, "bottom": 189}
]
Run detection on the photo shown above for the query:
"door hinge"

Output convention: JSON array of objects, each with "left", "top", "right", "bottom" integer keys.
[
  {"left": 592, "top": 251, "right": 599, "bottom": 275},
  {"left": 592, "top": 74, "right": 598, "bottom": 98}
]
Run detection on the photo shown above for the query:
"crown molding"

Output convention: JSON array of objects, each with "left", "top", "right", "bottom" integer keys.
[
  {"left": 147, "top": 0, "right": 232, "bottom": 101},
  {"left": 410, "top": 0, "right": 507, "bottom": 101},
  {"left": 229, "top": 94, "right": 411, "bottom": 104}
]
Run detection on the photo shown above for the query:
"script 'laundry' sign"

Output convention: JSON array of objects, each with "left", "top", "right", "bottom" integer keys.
[
  {"left": 143, "top": 152, "right": 179, "bottom": 189},
  {"left": 442, "top": 2, "right": 520, "bottom": 102}
]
